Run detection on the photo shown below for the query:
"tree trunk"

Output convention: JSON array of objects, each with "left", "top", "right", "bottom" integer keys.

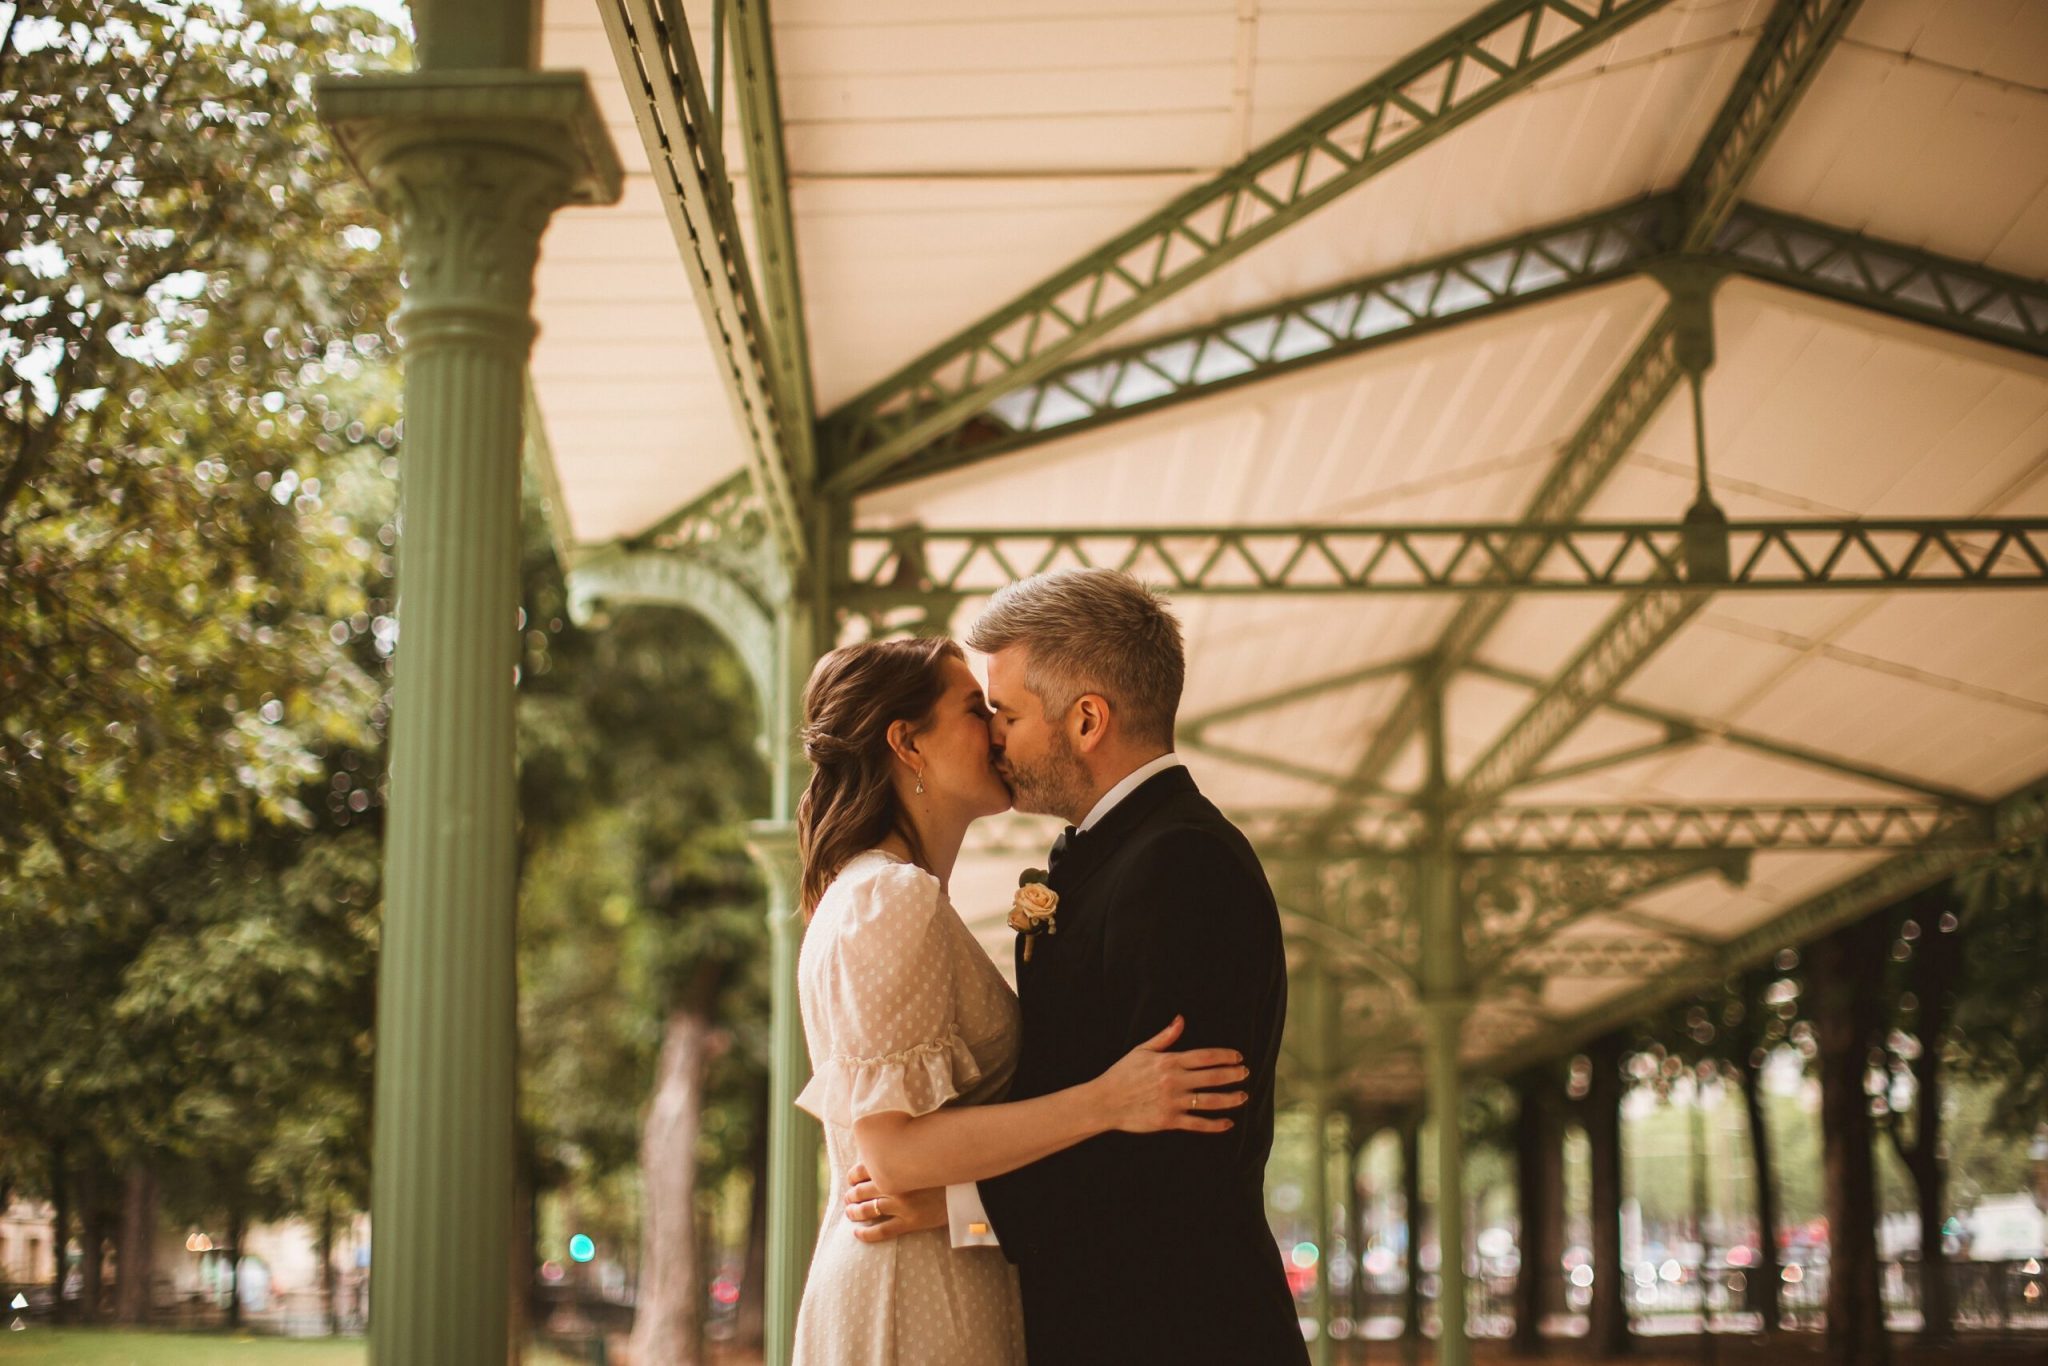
[
  {"left": 320, "top": 1203, "right": 340, "bottom": 1336},
  {"left": 1586, "top": 1031, "right": 1631, "bottom": 1359},
  {"left": 115, "top": 1160, "right": 157, "bottom": 1326},
  {"left": 78, "top": 1162, "right": 105, "bottom": 1325},
  {"left": 1812, "top": 916, "right": 1890, "bottom": 1366},
  {"left": 1511, "top": 1068, "right": 1553, "bottom": 1357},
  {"left": 629, "top": 985, "right": 722, "bottom": 1366},
  {"left": 510, "top": 1135, "right": 534, "bottom": 1366},
  {"left": 1731, "top": 970, "right": 1783, "bottom": 1335},
  {"left": 226, "top": 1200, "right": 245, "bottom": 1329},
  {"left": 1889, "top": 892, "right": 1958, "bottom": 1347},
  {"left": 1350, "top": 1115, "right": 1371, "bottom": 1338},
  {"left": 1401, "top": 1112, "right": 1423, "bottom": 1355},
  {"left": 48, "top": 1139, "right": 68, "bottom": 1326},
  {"left": 734, "top": 1080, "right": 770, "bottom": 1351}
]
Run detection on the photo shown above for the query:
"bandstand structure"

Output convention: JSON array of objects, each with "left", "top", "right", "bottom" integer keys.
[{"left": 316, "top": 0, "right": 2048, "bottom": 1362}]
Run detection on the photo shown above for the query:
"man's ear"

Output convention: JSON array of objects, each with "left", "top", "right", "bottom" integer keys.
[{"left": 1071, "top": 694, "right": 1112, "bottom": 754}]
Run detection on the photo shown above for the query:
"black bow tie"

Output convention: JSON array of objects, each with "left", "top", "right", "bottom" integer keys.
[{"left": 1047, "top": 825, "right": 1082, "bottom": 876}]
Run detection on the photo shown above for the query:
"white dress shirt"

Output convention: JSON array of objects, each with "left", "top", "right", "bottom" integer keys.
[{"left": 946, "top": 754, "right": 1184, "bottom": 1249}]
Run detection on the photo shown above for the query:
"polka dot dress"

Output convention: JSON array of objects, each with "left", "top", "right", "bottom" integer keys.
[{"left": 793, "top": 850, "right": 1027, "bottom": 1366}]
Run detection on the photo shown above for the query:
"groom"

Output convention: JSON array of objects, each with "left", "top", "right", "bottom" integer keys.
[{"left": 847, "top": 568, "right": 1306, "bottom": 1365}]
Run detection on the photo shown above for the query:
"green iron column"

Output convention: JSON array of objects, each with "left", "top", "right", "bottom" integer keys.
[
  {"left": 316, "top": 53, "right": 621, "bottom": 1366},
  {"left": 1417, "top": 680, "right": 1473, "bottom": 1366},
  {"left": 751, "top": 598, "right": 827, "bottom": 1365},
  {"left": 1306, "top": 959, "right": 1337, "bottom": 1366}
]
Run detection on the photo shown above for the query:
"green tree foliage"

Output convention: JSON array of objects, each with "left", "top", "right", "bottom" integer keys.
[
  {"left": 512, "top": 518, "right": 772, "bottom": 1237},
  {"left": 1953, "top": 837, "right": 2048, "bottom": 1136},
  {"left": 1, "top": 0, "right": 405, "bottom": 1255}
]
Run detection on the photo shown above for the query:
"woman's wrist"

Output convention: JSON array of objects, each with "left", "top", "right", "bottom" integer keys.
[{"left": 1075, "top": 1073, "right": 1114, "bottom": 1136}]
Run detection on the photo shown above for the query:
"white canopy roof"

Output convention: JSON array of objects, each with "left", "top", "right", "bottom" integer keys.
[{"left": 527, "top": 0, "right": 2048, "bottom": 1096}]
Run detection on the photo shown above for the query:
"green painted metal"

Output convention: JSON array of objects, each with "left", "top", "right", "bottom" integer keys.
[
  {"left": 1510, "top": 730, "right": 1692, "bottom": 789},
  {"left": 1463, "top": 659, "right": 1985, "bottom": 804},
  {"left": 1717, "top": 203, "right": 2048, "bottom": 359},
  {"left": 1484, "top": 773, "right": 2048, "bottom": 1078},
  {"left": 599, "top": 0, "right": 808, "bottom": 571},
  {"left": 316, "top": 68, "right": 621, "bottom": 1366},
  {"left": 860, "top": 199, "right": 1675, "bottom": 490},
  {"left": 1414, "top": 684, "right": 1473, "bottom": 1366},
  {"left": 564, "top": 548, "right": 780, "bottom": 711},
  {"left": 1182, "top": 654, "right": 1425, "bottom": 738},
  {"left": 1677, "top": 0, "right": 1867, "bottom": 250},
  {"left": 1497, "top": 934, "right": 1706, "bottom": 977},
  {"left": 839, "top": 516, "right": 2048, "bottom": 602},
  {"left": 1457, "top": 588, "right": 1702, "bottom": 807},
  {"left": 1310, "top": 0, "right": 1861, "bottom": 846},
  {"left": 1118, "top": 797, "right": 1988, "bottom": 865},
  {"left": 1454, "top": 800, "right": 1987, "bottom": 853},
  {"left": 1465, "top": 850, "right": 1750, "bottom": 979},
  {"left": 819, "top": 0, "right": 1679, "bottom": 492},
  {"left": 1311, "top": 314, "right": 1683, "bottom": 829},
  {"left": 1304, "top": 960, "right": 1338, "bottom": 1366},
  {"left": 728, "top": 0, "right": 821, "bottom": 487}
]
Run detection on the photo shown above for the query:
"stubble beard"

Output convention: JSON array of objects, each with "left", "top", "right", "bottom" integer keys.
[{"left": 999, "top": 731, "right": 1093, "bottom": 825}]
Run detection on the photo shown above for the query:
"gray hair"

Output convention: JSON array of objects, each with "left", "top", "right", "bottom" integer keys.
[{"left": 965, "top": 568, "right": 1184, "bottom": 747}]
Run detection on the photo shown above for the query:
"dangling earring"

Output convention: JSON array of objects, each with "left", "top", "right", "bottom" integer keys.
[{"left": 915, "top": 772, "right": 925, "bottom": 795}]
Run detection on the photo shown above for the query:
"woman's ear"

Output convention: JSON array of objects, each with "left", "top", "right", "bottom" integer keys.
[{"left": 884, "top": 718, "right": 921, "bottom": 769}]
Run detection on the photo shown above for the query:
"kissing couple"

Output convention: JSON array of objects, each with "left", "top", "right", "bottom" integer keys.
[{"left": 790, "top": 568, "right": 1308, "bottom": 1366}]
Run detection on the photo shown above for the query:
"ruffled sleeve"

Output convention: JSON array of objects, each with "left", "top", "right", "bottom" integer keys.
[{"left": 795, "top": 860, "right": 983, "bottom": 1128}]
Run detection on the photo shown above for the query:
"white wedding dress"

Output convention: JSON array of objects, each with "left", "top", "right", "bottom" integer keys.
[{"left": 791, "top": 850, "right": 1027, "bottom": 1365}]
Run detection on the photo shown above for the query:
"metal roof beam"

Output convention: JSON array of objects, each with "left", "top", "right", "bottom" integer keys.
[
  {"left": 857, "top": 197, "right": 1676, "bottom": 491},
  {"left": 1457, "top": 587, "right": 1703, "bottom": 807},
  {"left": 1718, "top": 203, "right": 2048, "bottom": 360},
  {"left": 1469, "top": 849, "right": 1750, "bottom": 979},
  {"left": 727, "top": 0, "right": 819, "bottom": 487},
  {"left": 1309, "top": 0, "right": 1862, "bottom": 836},
  {"left": 841, "top": 516, "right": 2048, "bottom": 601},
  {"left": 819, "top": 0, "right": 1680, "bottom": 493},
  {"left": 1482, "top": 774, "right": 2048, "bottom": 1076},
  {"left": 1444, "top": 0, "right": 1868, "bottom": 811},
  {"left": 1311, "top": 311, "right": 1685, "bottom": 830},
  {"left": 1677, "top": 0, "right": 1867, "bottom": 249},
  {"left": 1463, "top": 659, "right": 1985, "bottom": 804},
  {"left": 600, "top": 0, "right": 807, "bottom": 571}
]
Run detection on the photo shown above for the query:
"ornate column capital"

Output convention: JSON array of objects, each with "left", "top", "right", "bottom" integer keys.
[{"left": 317, "top": 71, "right": 623, "bottom": 353}]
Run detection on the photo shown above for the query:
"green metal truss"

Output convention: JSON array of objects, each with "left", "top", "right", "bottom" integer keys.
[
  {"left": 727, "top": 0, "right": 819, "bottom": 488},
  {"left": 599, "top": 0, "right": 807, "bottom": 569},
  {"left": 1311, "top": 314, "right": 1684, "bottom": 830},
  {"left": 1496, "top": 934, "right": 1705, "bottom": 978},
  {"left": 955, "top": 798, "right": 1988, "bottom": 864},
  {"left": 1308, "top": 0, "right": 1861, "bottom": 841},
  {"left": 856, "top": 199, "right": 1674, "bottom": 490},
  {"left": 1454, "top": 800, "right": 1987, "bottom": 853},
  {"left": 1717, "top": 203, "right": 2048, "bottom": 358},
  {"left": 1676, "top": 0, "right": 1866, "bottom": 248},
  {"left": 824, "top": 200, "right": 2047, "bottom": 498},
  {"left": 1464, "top": 849, "right": 1751, "bottom": 977},
  {"left": 1456, "top": 587, "right": 1700, "bottom": 806},
  {"left": 838, "top": 516, "right": 2048, "bottom": 602},
  {"left": 818, "top": 0, "right": 1678, "bottom": 492},
  {"left": 1463, "top": 659, "right": 1983, "bottom": 803},
  {"left": 1484, "top": 773, "right": 2048, "bottom": 1077}
]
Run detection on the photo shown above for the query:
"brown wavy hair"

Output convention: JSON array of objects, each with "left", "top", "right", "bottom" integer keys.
[{"left": 796, "top": 637, "right": 963, "bottom": 918}]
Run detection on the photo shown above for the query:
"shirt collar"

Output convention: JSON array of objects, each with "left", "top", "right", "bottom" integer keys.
[{"left": 1076, "top": 752, "right": 1184, "bottom": 834}]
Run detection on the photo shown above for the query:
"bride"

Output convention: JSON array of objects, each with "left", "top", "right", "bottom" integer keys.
[{"left": 790, "top": 636, "right": 1249, "bottom": 1364}]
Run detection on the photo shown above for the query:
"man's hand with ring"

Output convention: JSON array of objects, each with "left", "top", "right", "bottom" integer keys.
[{"left": 843, "top": 1162, "right": 946, "bottom": 1244}]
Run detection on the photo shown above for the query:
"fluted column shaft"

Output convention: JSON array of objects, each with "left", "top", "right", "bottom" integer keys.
[{"left": 317, "top": 72, "right": 619, "bottom": 1366}]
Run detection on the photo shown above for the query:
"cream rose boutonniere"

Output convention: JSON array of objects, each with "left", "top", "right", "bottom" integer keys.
[{"left": 1007, "top": 869, "right": 1059, "bottom": 962}]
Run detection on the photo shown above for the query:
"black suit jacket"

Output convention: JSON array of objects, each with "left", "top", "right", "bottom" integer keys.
[{"left": 979, "top": 766, "right": 1308, "bottom": 1366}]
